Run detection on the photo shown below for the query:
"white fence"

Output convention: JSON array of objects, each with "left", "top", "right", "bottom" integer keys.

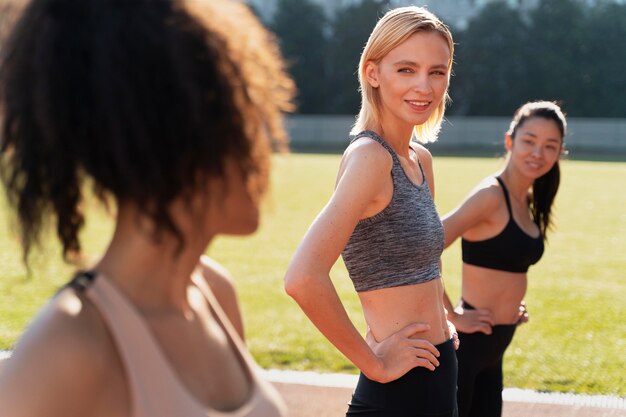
[{"left": 286, "top": 115, "right": 626, "bottom": 156}]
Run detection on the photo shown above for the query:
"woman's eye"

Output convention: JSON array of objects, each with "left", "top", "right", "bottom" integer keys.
[
  {"left": 398, "top": 68, "right": 413, "bottom": 73},
  {"left": 431, "top": 71, "right": 446, "bottom": 76}
]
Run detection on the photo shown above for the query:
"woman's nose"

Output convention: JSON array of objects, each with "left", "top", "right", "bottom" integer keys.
[
  {"left": 531, "top": 145, "right": 543, "bottom": 158},
  {"left": 412, "top": 74, "right": 431, "bottom": 94}
]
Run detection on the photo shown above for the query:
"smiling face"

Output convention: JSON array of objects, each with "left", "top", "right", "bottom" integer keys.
[
  {"left": 364, "top": 31, "right": 451, "bottom": 132},
  {"left": 506, "top": 117, "right": 563, "bottom": 179}
]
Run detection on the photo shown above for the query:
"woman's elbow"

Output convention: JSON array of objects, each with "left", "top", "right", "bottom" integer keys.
[
  {"left": 283, "top": 269, "right": 304, "bottom": 299},
  {"left": 284, "top": 264, "right": 316, "bottom": 301}
]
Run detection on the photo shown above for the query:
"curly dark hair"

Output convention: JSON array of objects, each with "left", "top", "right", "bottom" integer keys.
[{"left": 0, "top": 0, "right": 295, "bottom": 263}]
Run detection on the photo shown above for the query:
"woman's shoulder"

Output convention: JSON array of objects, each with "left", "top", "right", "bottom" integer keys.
[
  {"left": 410, "top": 142, "right": 433, "bottom": 168},
  {"left": 342, "top": 135, "right": 393, "bottom": 172},
  {"left": 0, "top": 287, "right": 122, "bottom": 416},
  {"left": 21, "top": 287, "right": 119, "bottom": 375},
  {"left": 474, "top": 176, "right": 503, "bottom": 193},
  {"left": 198, "top": 255, "right": 236, "bottom": 295},
  {"left": 197, "top": 255, "right": 244, "bottom": 338},
  {"left": 19, "top": 286, "right": 118, "bottom": 366},
  {"left": 411, "top": 141, "right": 432, "bottom": 157},
  {"left": 466, "top": 176, "right": 506, "bottom": 209}
]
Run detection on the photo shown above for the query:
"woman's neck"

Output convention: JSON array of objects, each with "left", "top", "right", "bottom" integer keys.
[
  {"left": 93, "top": 207, "right": 210, "bottom": 316},
  {"left": 499, "top": 167, "right": 534, "bottom": 202},
  {"left": 372, "top": 122, "right": 414, "bottom": 158}
]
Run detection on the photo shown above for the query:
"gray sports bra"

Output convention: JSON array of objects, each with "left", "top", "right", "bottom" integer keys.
[{"left": 341, "top": 131, "right": 444, "bottom": 292}]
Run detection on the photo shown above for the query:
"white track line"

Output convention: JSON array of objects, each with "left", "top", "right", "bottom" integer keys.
[
  {"left": 2, "top": 351, "right": 623, "bottom": 409},
  {"left": 260, "top": 369, "right": 626, "bottom": 409}
]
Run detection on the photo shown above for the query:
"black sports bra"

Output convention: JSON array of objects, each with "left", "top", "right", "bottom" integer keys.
[{"left": 461, "top": 177, "right": 544, "bottom": 273}]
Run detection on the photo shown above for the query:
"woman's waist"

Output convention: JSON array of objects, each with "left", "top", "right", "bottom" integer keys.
[
  {"left": 459, "top": 288, "right": 526, "bottom": 325},
  {"left": 347, "top": 264, "right": 442, "bottom": 292},
  {"left": 461, "top": 265, "right": 526, "bottom": 301},
  {"left": 359, "top": 280, "right": 449, "bottom": 344}
]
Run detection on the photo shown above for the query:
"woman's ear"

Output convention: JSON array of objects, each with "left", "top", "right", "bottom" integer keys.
[
  {"left": 504, "top": 133, "right": 513, "bottom": 151},
  {"left": 364, "top": 61, "right": 380, "bottom": 88}
]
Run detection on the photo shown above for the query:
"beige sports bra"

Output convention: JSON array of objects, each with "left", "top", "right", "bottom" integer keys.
[{"left": 75, "top": 272, "right": 287, "bottom": 417}]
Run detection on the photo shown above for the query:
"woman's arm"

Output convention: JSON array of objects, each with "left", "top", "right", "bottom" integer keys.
[
  {"left": 442, "top": 182, "right": 500, "bottom": 248},
  {"left": 284, "top": 140, "right": 439, "bottom": 383},
  {"left": 441, "top": 182, "right": 501, "bottom": 333},
  {"left": 443, "top": 289, "right": 494, "bottom": 334}
]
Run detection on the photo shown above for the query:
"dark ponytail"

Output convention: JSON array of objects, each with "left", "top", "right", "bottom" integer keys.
[
  {"left": 507, "top": 101, "right": 567, "bottom": 240},
  {"left": 532, "top": 161, "right": 560, "bottom": 239}
]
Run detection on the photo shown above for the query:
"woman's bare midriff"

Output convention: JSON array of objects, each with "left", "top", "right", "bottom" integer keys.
[
  {"left": 358, "top": 277, "right": 450, "bottom": 345},
  {"left": 461, "top": 263, "right": 528, "bottom": 325}
]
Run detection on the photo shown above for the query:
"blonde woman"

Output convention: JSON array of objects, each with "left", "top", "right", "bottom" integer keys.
[{"left": 285, "top": 7, "right": 458, "bottom": 416}]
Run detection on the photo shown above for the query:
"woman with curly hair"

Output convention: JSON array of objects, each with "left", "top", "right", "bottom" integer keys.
[{"left": 0, "top": 0, "right": 294, "bottom": 416}]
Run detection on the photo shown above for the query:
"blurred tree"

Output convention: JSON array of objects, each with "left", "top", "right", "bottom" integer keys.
[
  {"left": 524, "top": 0, "right": 587, "bottom": 115},
  {"left": 271, "top": 0, "right": 329, "bottom": 113},
  {"left": 449, "top": 2, "right": 531, "bottom": 116},
  {"left": 451, "top": 0, "right": 626, "bottom": 118},
  {"left": 326, "top": 0, "right": 388, "bottom": 114},
  {"left": 270, "top": 0, "right": 626, "bottom": 118},
  {"left": 578, "top": 1, "right": 626, "bottom": 116}
]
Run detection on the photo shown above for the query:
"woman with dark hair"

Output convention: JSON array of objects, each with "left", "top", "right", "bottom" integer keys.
[
  {"left": 0, "top": 0, "right": 293, "bottom": 416},
  {"left": 442, "top": 101, "right": 567, "bottom": 417},
  {"left": 285, "top": 6, "right": 459, "bottom": 416}
]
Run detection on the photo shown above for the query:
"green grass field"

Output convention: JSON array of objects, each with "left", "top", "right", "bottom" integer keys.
[{"left": 1, "top": 154, "right": 624, "bottom": 396}]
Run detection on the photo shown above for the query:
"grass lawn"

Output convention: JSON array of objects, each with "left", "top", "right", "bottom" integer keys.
[{"left": 0, "top": 154, "right": 624, "bottom": 396}]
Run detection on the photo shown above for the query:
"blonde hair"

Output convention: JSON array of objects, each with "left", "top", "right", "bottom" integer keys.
[{"left": 351, "top": 6, "right": 454, "bottom": 143}]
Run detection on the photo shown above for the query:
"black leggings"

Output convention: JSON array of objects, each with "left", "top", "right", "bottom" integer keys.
[
  {"left": 346, "top": 339, "right": 458, "bottom": 417},
  {"left": 456, "top": 301, "right": 516, "bottom": 417}
]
